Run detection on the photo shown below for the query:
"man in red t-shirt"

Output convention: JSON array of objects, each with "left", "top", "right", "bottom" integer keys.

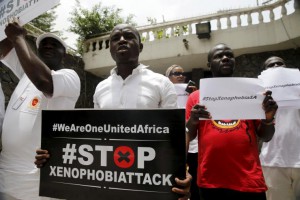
[{"left": 185, "top": 43, "right": 278, "bottom": 200}]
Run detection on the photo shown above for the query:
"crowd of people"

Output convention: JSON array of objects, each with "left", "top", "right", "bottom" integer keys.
[{"left": 0, "top": 17, "right": 299, "bottom": 200}]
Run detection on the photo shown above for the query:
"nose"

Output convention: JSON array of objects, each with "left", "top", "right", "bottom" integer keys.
[
  {"left": 221, "top": 55, "right": 229, "bottom": 60},
  {"left": 118, "top": 35, "right": 127, "bottom": 45},
  {"left": 119, "top": 35, "right": 126, "bottom": 41},
  {"left": 220, "top": 55, "right": 230, "bottom": 64}
]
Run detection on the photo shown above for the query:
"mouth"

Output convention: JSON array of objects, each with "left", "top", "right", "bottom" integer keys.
[
  {"left": 220, "top": 63, "right": 232, "bottom": 69},
  {"left": 42, "top": 51, "right": 55, "bottom": 57},
  {"left": 117, "top": 45, "right": 129, "bottom": 52}
]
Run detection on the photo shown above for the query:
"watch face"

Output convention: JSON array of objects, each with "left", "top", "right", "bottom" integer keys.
[{"left": 185, "top": 127, "right": 189, "bottom": 132}]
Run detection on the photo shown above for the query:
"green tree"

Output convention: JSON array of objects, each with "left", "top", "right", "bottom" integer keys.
[
  {"left": 30, "top": 9, "right": 57, "bottom": 32},
  {"left": 24, "top": 7, "right": 57, "bottom": 37},
  {"left": 68, "top": 0, "right": 136, "bottom": 54}
]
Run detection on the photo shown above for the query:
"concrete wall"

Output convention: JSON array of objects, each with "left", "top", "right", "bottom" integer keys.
[{"left": 1, "top": 41, "right": 299, "bottom": 109}]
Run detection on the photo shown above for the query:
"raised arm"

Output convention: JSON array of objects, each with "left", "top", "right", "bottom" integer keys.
[
  {"left": 0, "top": 38, "right": 13, "bottom": 59},
  {"left": 4, "top": 19, "right": 53, "bottom": 96}
]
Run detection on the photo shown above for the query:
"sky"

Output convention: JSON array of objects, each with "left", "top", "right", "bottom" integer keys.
[{"left": 52, "top": 0, "right": 279, "bottom": 49}]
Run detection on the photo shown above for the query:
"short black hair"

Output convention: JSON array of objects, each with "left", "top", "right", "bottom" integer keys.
[
  {"left": 207, "top": 43, "right": 230, "bottom": 62},
  {"left": 111, "top": 24, "right": 142, "bottom": 44},
  {"left": 262, "top": 56, "right": 285, "bottom": 70}
]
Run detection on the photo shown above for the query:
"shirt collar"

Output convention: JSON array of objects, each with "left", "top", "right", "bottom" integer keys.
[{"left": 110, "top": 64, "right": 148, "bottom": 76}]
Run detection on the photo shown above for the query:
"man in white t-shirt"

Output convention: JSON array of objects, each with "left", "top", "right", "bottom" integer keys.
[
  {"left": 94, "top": 25, "right": 177, "bottom": 109},
  {"left": 259, "top": 56, "right": 300, "bottom": 200},
  {"left": 0, "top": 86, "right": 5, "bottom": 150},
  {"left": 0, "top": 19, "right": 80, "bottom": 199},
  {"left": 36, "top": 24, "right": 191, "bottom": 200}
]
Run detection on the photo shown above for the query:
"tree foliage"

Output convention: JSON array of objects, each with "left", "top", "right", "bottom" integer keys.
[
  {"left": 68, "top": 0, "right": 136, "bottom": 54},
  {"left": 29, "top": 9, "right": 57, "bottom": 32}
]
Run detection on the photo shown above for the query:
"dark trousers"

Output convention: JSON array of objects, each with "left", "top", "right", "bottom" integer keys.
[
  {"left": 199, "top": 188, "right": 266, "bottom": 200},
  {"left": 187, "top": 152, "right": 200, "bottom": 200}
]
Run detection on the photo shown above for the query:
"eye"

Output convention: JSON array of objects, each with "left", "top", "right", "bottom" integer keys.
[
  {"left": 276, "top": 62, "right": 284, "bottom": 66},
  {"left": 110, "top": 36, "right": 119, "bottom": 41},
  {"left": 124, "top": 33, "right": 136, "bottom": 40},
  {"left": 227, "top": 54, "right": 233, "bottom": 58},
  {"left": 214, "top": 54, "right": 223, "bottom": 59}
]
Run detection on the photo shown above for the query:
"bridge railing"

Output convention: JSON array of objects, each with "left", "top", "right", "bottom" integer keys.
[{"left": 84, "top": 0, "right": 293, "bottom": 53}]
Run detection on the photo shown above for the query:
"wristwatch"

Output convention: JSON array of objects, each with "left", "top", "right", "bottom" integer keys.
[{"left": 185, "top": 127, "right": 189, "bottom": 133}]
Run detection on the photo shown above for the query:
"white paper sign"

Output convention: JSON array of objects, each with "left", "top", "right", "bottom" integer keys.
[
  {"left": 0, "top": 0, "right": 60, "bottom": 41},
  {"left": 258, "top": 67, "right": 300, "bottom": 103},
  {"left": 200, "top": 78, "right": 265, "bottom": 120},
  {"left": 277, "top": 100, "right": 300, "bottom": 108},
  {"left": 174, "top": 83, "right": 189, "bottom": 108}
]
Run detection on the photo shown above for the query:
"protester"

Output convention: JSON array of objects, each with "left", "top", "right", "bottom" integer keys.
[
  {"left": 166, "top": 64, "right": 199, "bottom": 200},
  {"left": 0, "top": 18, "right": 80, "bottom": 200},
  {"left": 259, "top": 56, "right": 300, "bottom": 200},
  {"left": 185, "top": 43, "right": 278, "bottom": 200},
  {"left": 36, "top": 24, "right": 191, "bottom": 200},
  {"left": 0, "top": 87, "right": 5, "bottom": 151},
  {"left": 166, "top": 64, "right": 186, "bottom": 84}
]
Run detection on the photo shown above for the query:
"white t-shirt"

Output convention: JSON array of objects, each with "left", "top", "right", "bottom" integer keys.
[
  {"left": 0, "top": 49, "right": 81, "bottom": 200},
  {"left": 173, "top": 84, "right": 198, "bottom": 153},
  {"left": 260, "top": 108, "right": 300, "bottom": 168},
  {"left": 0, "top": 85, "right": 5, "bottom": 134},
  {"left": 94, "top": 64, "right": 177, "bottom": 109}
]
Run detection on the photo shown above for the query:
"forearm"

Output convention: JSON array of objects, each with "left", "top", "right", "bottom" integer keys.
[
  {"left": 0, "top": 38, "right": 13, "bottom": 58},
  {"left": 12, "top": 36, "right": 53, "bottom": 95},
  {"left": 257, "top": 120, "right": 275, "bottom": 142}
]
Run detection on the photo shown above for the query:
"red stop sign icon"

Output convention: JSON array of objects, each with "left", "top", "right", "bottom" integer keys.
[{"left": 114, "top": 146, "right": 135, "bottom": 168}]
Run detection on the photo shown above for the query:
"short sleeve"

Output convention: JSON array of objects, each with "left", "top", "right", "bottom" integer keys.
[
  {"left": 160, "top": 78, "right": 178, "bottom": 108},
  {"left": 1, "top": 49, "right": 24, "bottom": 79},
  {"left": 51, "top": 69, "right": 80, "bottom": 99}
]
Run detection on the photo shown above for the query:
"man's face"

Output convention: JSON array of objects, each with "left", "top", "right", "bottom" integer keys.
[
  {"left": 264, "top": 57, "right": 286, "bottom": 69},
  {"left": 38, "top": 38, "right": 65, "bottom": 70},
  {"left": 208, "top": 44, "right": 235, "bottom": 77},
  {"left": 109, "top": 25, "right": 142, "bottom": 64}
]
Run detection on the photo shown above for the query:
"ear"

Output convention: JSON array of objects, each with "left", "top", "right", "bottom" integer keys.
[
  {"left": 139, "top": 43, "right": 143, "bottom": 53},
  {"left": 207, "top": 62, "right": 211, "bottom": 69}
]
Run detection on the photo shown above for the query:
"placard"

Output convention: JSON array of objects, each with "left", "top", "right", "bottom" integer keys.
[
  {"left": 40, "top": 109, "right": 186, "bottom": 200},
  {"left": 0, "top": 0, "right": 60, "bottom": 40}
]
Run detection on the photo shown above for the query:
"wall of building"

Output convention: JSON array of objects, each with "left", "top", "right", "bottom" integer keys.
[
  {"left": 190, "top": 47, "right": 300, "bottom": 87},
  {"left": 1, "top": 46, "right": 299, "bottom": 109}
]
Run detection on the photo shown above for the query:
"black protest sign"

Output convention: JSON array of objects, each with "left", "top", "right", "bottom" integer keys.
[{"left": 40, "top": 109, "right": 186, "bottom": 200}]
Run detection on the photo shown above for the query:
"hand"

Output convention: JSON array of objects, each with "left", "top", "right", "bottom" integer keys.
[
  {"left": 262, "top": 91, "right": 278, "bottom": 121},
  {"left": 34, "top": 149, "right": 50, "bottom": 168},
  {"left": 5, "top": 17, "right": 27, "bottom": 42},
  {"left": 172, "top": 171, "right": 192, "bottom": 200},
  {"left": 188, "top": 85, "right": 197, "bottom": 93},
  {"left": 190, "top": 104, "right": 211, "bottom": 123}
]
